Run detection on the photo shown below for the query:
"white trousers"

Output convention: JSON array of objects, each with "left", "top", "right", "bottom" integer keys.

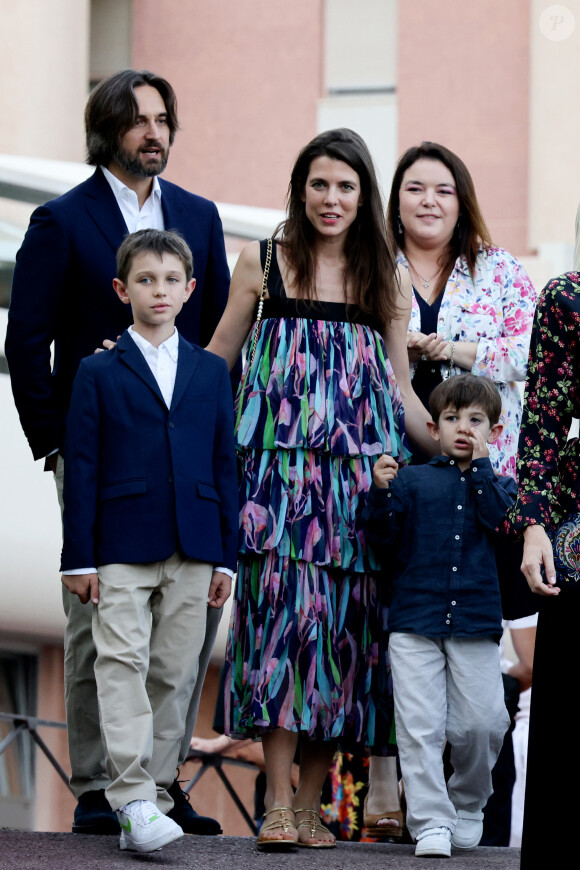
[{"left": 389, "top": 632, "right": 510, "bottom": 839}]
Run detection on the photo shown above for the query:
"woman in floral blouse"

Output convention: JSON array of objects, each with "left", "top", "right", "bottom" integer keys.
[
  {"left": 364, "top": 141, "right": 538, "bottom": 838},
  {"left": 513, "top": 271, "right": 580, "bottom": 867},
  {"left": 387, "top": 141, "right": 537, "bottom": 475}
]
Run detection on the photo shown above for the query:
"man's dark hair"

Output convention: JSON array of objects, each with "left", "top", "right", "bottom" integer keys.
[
  {"left": 116, "top": 229, "right": 193, "bottom": 284},
  {"left": 85, "top": 69, "right": 179, "bottom": 166},
  {"left": 429, "top": 374, "right": 502, "bottom": 425}
]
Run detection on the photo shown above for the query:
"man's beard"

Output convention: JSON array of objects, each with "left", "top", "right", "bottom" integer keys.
[{"left": 112, "top": 142, "right": 168, "bottom": 178}]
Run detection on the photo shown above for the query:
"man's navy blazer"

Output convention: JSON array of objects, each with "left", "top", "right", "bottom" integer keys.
[
  {"left": 60, "top": 331, "right": 238, "bottom": 573},
  {"left": 6, "top": 168, "right": 232, "bottom": 461}
]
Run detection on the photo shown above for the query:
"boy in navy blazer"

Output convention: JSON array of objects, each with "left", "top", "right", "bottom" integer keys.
[
  {"left": 60, "top": 229, "right": 238, "bottom": 854},
  {"left": 6, "top": 69, "right": 234, "bottom": 835}
]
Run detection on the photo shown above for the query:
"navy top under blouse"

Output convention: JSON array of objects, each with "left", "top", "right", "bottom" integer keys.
[{"left": 412, "top": 289, "right": 444, "bottom": 411}]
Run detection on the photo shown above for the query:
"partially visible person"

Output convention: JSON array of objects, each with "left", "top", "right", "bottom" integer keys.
[
  {"left": 207, "top": 128, "right": 430, "bottom": 849},
  {"left": 511, "top": 268, "right": 580, "bottom": 868},
  {"left": 505, "top": 615, "right": 537, "bottom": 848},
  {"left": 321, "top": 751, "right": 370, "bottom": 842},
  {"left": 5, "top": 68, "right": 231, "bottom": 835},
  {"left": 480, "top": 614, "right": 536, "bottom": 846},
  {"left": 189, "top": 733, "right": 271, "bottom": 776},
  {"left": 574, "top": 202, "right": 580, "bottom": 270},
  {"left": 365, "top": 140, "right": 538, "bottom": 839},
  {"left": 503, "top": 618, "right": 536, "bottom": 696},
  {"left": 60, "top": 230, "right": 238, "bottom": 854},
  {"left": 363, "top": 374, "right": 514, "bottom": 858}
]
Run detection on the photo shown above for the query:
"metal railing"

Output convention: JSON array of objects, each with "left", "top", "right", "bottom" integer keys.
[
  {"left": 0, "top": 713, "right": 259, "bottom": 831},
  {"left": 0, "top": 711, "right": 73, "bottom": 793}
]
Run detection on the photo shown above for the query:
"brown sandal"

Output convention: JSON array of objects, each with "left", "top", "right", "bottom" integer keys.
[
  {"left": 363, "top": 794, "right": 404, "bottom": 839},
  {"left": 294, "top": 808, "right": 336, "bottom": 849},
  {"left": 256, "top": 806, "right": 298, "bottom": 850}
]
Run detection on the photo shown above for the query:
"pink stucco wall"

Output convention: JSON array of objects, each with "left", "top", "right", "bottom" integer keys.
[
  {"left": 398, "top": 1, "right": 531, "bottom": 255},
  {"left": 132, "top": 0, "right": 323, "bottom": 210}
]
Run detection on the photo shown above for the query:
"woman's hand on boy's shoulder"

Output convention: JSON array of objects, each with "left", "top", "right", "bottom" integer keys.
[{"left": 372, "top": 454, "right": 399, "bottom": 489}]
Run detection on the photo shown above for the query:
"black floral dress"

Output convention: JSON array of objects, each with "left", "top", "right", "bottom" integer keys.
[{"left": 511, "top": 271, "right": 580, "bottom": 867}]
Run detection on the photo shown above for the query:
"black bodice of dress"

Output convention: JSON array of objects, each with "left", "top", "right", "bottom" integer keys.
[{"left": 258, "top": 239, "right": 376, "bottom": 328}]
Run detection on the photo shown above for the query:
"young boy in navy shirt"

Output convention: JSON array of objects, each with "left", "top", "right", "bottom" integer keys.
[
  {"left": 60, "top": 229, "right": 238, "bottom": 854},
  {"left": 363, "top": 374, "right": 514, "bottom": 859}
]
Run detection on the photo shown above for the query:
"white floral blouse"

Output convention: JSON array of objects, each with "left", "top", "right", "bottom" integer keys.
[{"left": 399, "top": 247, "right": 538, "bottom": 478}]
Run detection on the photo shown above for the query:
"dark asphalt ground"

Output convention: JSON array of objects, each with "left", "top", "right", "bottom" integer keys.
[{"left": 0, "top": 831, "right": 521, "bottom": 869}]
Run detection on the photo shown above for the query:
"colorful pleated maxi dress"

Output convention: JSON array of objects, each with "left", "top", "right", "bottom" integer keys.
[{"left": 225, "top": 240, "right": 409, "bottom": 750}]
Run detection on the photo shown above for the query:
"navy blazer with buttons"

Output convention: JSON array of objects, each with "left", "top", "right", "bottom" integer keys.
[
  {"left": 6, "top": 167, "right": 233, "bottom": 462},
  {"left": 60, "top": 330, "right": 238, "bottom": 572}
]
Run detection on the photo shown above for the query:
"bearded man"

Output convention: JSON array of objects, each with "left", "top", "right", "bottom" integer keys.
[{"left": 5, "top": 69, "right": 231, "bottom": 837}]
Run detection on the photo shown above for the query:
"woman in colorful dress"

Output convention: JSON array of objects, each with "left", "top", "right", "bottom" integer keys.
[
  {"left": 364, "top": 141, "right": 538, "bottom": 838},
  {"left": 512, "top": 269, "right": 580, "bottom": 868},
  {"left": 207, "top": 128, "right": 431, "bottom": 848}
]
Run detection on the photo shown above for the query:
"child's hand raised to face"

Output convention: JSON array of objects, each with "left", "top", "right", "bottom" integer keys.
[
  {"left": 468, "top": 425, "right": 490, "bottom": 462},
  {"left": 372, "top": 454, "right": 399, "bottom": 489}
]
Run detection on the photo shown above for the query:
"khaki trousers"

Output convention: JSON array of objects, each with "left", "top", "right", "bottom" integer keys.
[
  {"left": 93, "top": 553, "right": 212, "bottom": 812},
  {"left": 55, "top": 457, "right": 221, "bottom": 799}
]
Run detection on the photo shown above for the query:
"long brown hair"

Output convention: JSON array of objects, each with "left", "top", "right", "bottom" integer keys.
[
  {"left": 387, "top": 141, "right": 492, "bottom": 297},
  {"left": 276, "top": 128, "right": 399, "bottom": 328},
  {"left": 85, "top": 69, "right": 179, "bottom": 166}
]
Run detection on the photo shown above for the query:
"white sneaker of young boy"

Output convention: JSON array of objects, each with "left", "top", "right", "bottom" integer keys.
[
  {"left": 117, "top": 799, "right": 183, "bottom": 853},
  {"left": 415, "top": 825, "right": 452, "bottom": 858},
  {"left": 450, "top": 810, "right": 484, "bottom": 850}
]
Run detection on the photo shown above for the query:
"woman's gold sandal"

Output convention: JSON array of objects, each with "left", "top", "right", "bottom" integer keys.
[
  {"left": 256, "top": 806, "right": 298, "bottom": 849},
  {"left": 294, "top": 808, "right": 336, "bottom": 849}
]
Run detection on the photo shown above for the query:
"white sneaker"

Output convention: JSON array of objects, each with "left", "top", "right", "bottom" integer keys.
[
  {"left": 450, "top": 810, "right": 484, "bottom": 850},
  {"left": 415, "top": 825, "right": 452, "bottom": 858},
  {"left": 117, "top": 800, "right": 183, "bottom": 853}
]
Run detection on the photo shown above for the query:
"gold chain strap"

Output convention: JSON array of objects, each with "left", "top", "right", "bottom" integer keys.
[{"left": 247, "top": 238, "right": 272, "bottom": 367}]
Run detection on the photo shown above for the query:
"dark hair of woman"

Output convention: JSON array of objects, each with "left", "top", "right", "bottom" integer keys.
[
  {"left": 387, "top": 141, "right": 492, "bottom": 298},
  {"left": 85, "top": 69, "right": 179, "bottom": 166},
  {"left": 276, "top": 128, "right": 399, "bottom": 328}
]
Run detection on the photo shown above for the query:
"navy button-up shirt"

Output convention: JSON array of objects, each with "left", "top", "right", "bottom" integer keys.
[{"left": 363, "top": 456, "right": 517, "bottom": 638}]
